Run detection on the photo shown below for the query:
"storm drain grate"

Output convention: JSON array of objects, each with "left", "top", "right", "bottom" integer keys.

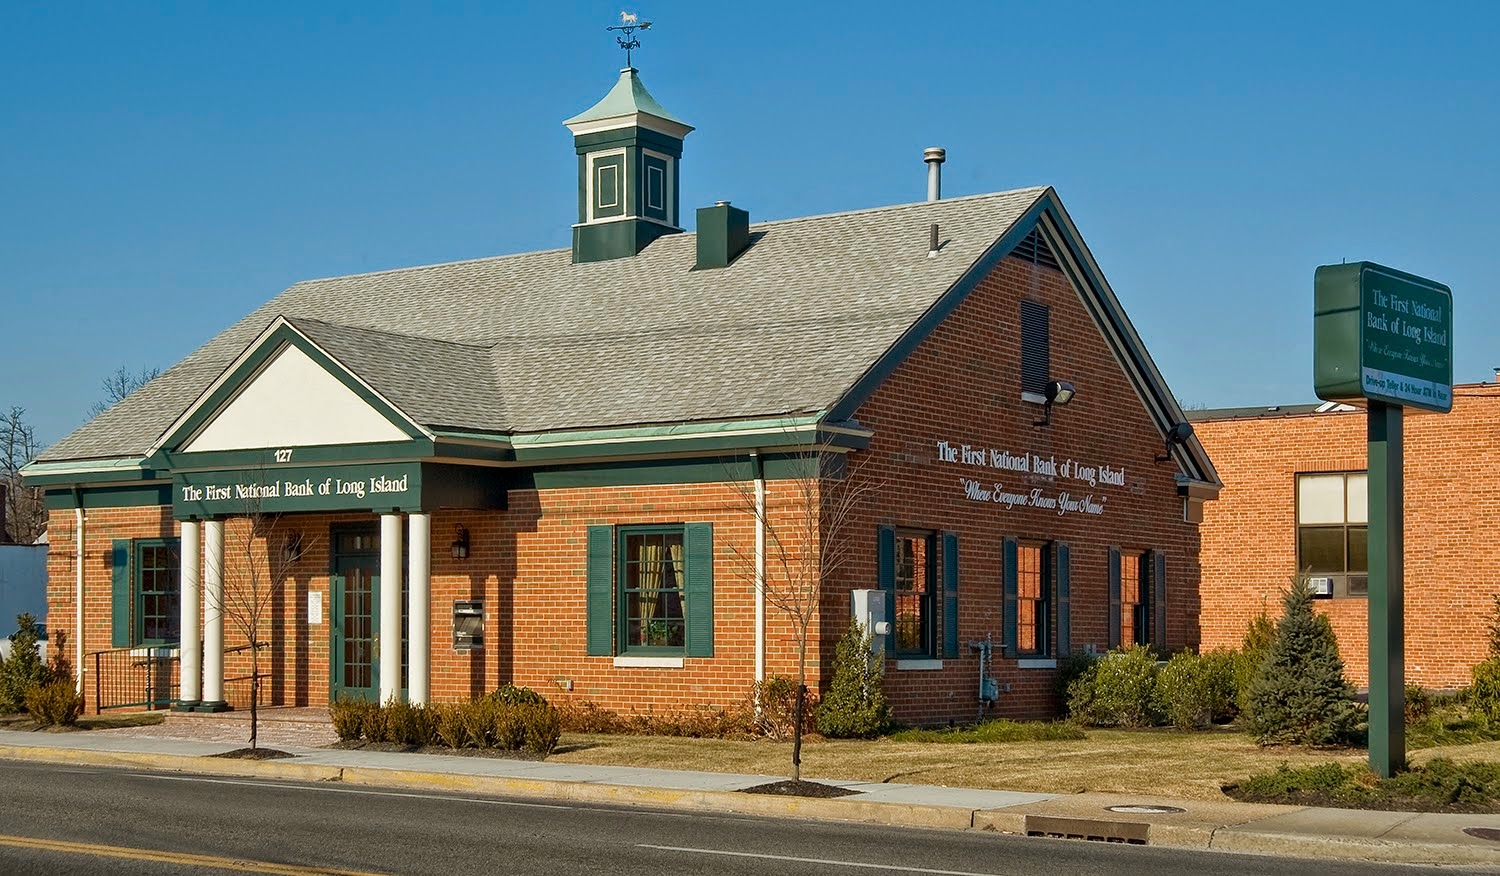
[
  {"left": 1025, "top": 815, "right": 1149, "bottom": 845},
  {"left": 1463, "top": 827, "right": 1500, "bottom": 842}
]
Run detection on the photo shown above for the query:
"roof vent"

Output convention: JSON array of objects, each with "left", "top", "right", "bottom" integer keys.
[
  {"left": 696, "top": 201, "right": 750, "bottom": 269},
  {"left": 924, "top": 147, "right": 946, "bottom": 202},
  {"left": 1012, "top": 228, "right": 1061, "bottom": 271}
]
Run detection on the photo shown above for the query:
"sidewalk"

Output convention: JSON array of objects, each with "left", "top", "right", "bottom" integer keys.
[{"left": 3, "top": 727, "right": 1500, "bottom": 868}]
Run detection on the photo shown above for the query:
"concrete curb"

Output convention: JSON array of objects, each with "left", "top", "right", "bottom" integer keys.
[{"left": 5, "top": 743, "right": 1500, "bottom": 867}]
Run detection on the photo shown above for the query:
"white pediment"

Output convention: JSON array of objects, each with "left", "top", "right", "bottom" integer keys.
[{"left": 182, "top": 344, "right": 411, "bottom": 453}]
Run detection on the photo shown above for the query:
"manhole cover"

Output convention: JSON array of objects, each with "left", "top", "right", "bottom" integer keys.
[
  {"left": 1106, "top": 805, "right": 1185, "bottom": 815},
  {"left": 1462, "top": 827, "right": 1500, "bottom": 842}
]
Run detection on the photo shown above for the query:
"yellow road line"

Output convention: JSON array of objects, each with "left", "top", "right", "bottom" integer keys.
[{"left": 0, "top": 833, "right": 387, "bottom": 876}]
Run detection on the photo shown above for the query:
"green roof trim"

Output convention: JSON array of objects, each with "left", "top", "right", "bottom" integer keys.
[
  {"left": 22, "top": 457, "right": 159, "bottom": 487},
  {"left": 563, "top": 67, "right": 692, "bottom": 130}
]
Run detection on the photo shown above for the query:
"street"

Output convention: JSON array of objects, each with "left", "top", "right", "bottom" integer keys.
[{"left": 0, "top": 759, "right": 1480, "bottom": 875}]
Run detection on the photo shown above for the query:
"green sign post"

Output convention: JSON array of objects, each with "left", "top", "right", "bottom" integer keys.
[{"left": 1314, "top": 261, "right": 1453, "bottom": 778}]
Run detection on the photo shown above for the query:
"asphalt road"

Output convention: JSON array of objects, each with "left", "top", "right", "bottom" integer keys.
[{"left": 0, "top": 759, "right": 1482, "bottom": 876}]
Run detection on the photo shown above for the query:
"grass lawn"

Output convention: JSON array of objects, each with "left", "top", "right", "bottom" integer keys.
[
  {"left": 0, "top": 711, "right": 165, "bottom": 732},
  {"left": 550, "top": 726, "right": 1388, "bottom": 801}
]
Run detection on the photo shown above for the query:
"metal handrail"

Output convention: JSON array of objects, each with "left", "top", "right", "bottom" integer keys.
[{"left": 89, "top": 644, "right": 180, "bottom": 714}]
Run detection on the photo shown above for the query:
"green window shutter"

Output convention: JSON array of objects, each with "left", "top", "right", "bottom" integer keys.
[
  {"left": 941, "top": 532, "right": 959, "bottom": 659},
  {"left": 1107, "top": 547, "right": 1122, "bottom": 649},
  {"left": 585, "top": 526, "right": 614, "bottom": 656},
  {"left": 1002, "top": 538, "right": 1018, "bottom": 659},
  {"left": 1153, "top": 550, "right": 1168, "bottom": 650},
  {"left": 111, "top": 539, "right": 133, "bottom": 648},
  {"left": 684, "top": 523, "right": 715, "bottom": 657},
  {"left": 877, "top": 525, "right": 896, "bottom": 655},
  {"left": 1056, "top": 543, "right": 1071, "bottom": 658}
]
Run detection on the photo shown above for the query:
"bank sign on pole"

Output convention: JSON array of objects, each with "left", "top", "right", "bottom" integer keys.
[
  {"left": 1314, "top": 260, "right": 1453, "bottom": 781},
  {"left": 1314, "top": 262, "right": 1453, "bottom": 412}
]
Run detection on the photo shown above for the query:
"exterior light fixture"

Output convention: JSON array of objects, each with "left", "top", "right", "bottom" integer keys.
[
  {"left": 451, "top": 525, "right": 471, "bottom": 560},
  {"left": 1155, "top": 421, "right": 1195, "bottom": 463},
  {"left": 1033, "top": 380, "right": 1076, "bottom": 427}
]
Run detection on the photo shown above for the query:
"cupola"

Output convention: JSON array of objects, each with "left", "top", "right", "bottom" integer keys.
[{"left": 564, "top": 66, "right": 693, "bottom": 264}]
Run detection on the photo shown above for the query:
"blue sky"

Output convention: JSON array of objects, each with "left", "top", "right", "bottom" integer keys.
[{"left": 3, "top": 1, "right": 1496, "bottom": 446}]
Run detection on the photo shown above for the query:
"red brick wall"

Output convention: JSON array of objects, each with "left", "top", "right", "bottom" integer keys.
[
  {"left": 835, "top": 255, "right": 1202, "bottom": 723},
  {"left": 1194, "top": 384, "right": 1500, "bottom": 690}
]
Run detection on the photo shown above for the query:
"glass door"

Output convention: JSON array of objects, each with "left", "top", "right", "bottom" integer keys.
[{"left": 330, "top": 528, "right": 381, "bottom": 702}]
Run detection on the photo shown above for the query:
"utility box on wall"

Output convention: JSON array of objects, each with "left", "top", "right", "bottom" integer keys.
[
  {"left": 453, "top": 600, "right": 484, "bottom": 651},
  {"left": 850, "top": 589, "right": 890, "bottom": 660}
]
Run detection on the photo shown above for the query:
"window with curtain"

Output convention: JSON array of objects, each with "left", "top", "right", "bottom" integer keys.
[
  {"left": 894, "top": 530, "right": 935, "bottom": 657},
  {"left": 1297, "top": 471, "right": 1368, "bottom": 598},
  {"left": 621, "top": 527, "right": 687, "bottom": 651}
]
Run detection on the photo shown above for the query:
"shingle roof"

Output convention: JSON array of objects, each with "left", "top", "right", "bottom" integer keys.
[{"left": 40, "top": 187, "right": 1048, "bottom": 462}]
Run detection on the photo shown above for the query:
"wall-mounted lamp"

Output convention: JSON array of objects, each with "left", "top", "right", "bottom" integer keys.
[
  {"left": 281, "top": 530, "right": 304, "bottom": 565},
  {"left": 451, "top": 525, "right": 471, "bottom": 560},
  {"left": 1032, "top": 380, "right": 1076, "bottom": 427},
  {"left": 1155, "top": 421, "right": 1195, "bottom": 463}
]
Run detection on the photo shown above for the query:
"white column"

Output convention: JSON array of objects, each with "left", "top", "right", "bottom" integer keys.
[
  {"left": 408, "top": 513, "right": 431, "bottom": 705},
  {"left": 379, "top": 513, "right": 404, "bottom": 704},
  {"left": 202, "top": 519, "right": 226, "bottom": 707},
  {"left": 179, "top": 521, "right": 202, "bottom": 705}
]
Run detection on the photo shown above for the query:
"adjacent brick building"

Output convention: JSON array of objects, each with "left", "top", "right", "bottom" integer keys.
[
  {"left": 1192, "top": 380, "right": 1500, "bottom": 690},
  {"left": 25, "top": 65, "right": 1219, "bottom": 723}
]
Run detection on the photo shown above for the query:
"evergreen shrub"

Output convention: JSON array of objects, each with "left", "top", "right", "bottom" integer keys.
[
  {"left": 1, "top": 614, "right": 49, "bottom": 714},
  {"left": 1156, "top": 649, "right": 1237, "bottom": 729},
  {"left": 1068, "top": 645, "right": 1162, "bottom": 728},
  {"left": 24, "top": 677, "right": 82, "bottom": 726},
  {"left": 488, "top": 684, "right": 549, "bottom": 707},
  {"left": 1054, "top": 651, "right": 1099, "bottom": 718},
  {"left": 814, "top": 623, "right": 890, "bottom": 739},
  {"left": 1470, "top": 657, "right": 1500, "bottom": 723},
  {"left": 1245, "top": 580, "right": 1362, "bottom": 746},
  {"left": 328, "top": 697, "right": 372, "bottom": 741},
  {"left": 1235, "top": 612, "right": 1276, "bottom": 722}
]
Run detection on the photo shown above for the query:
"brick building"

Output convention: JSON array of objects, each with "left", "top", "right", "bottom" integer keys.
[
  {"left": 24, "top": 65, "right": 1219, "bottom": 722},
  {"left": 1192, "top": 380, "right": 1500, "bottom": 690}
]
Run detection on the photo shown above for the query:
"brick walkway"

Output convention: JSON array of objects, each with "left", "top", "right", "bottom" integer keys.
[{"left": 92, "top": 707, "right": 338, "bottom": 749}]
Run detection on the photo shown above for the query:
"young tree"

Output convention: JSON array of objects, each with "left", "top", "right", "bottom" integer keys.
[
  {"left": 89, "top": 365, "right": 161, "bottom": 419},
  {"left": 724, "top": 446, "right": 878, "bottom": 781},
  {"left": 1246, "top": 578, "right": 1361, "bottom": 746},
  {"left": 204, "top": 481, "right": 312, "bottom": 750},
  {"left": 0, "top": 406, "right": 45, "bottom": 544}
]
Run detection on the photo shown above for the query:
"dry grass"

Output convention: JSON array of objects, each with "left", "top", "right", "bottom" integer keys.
[{"left": 552, "top": 727, "right": 1390, "bottom": 801}]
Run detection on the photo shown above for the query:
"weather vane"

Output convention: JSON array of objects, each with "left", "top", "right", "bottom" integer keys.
[{"left": 606, "top": 11, "right": 652, "bottom": 68}]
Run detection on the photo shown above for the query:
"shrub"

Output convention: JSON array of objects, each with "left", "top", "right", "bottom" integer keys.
[
  {"left": 1, "top": 613, "right": 50, "bottom": 714},
  {"left": 889, "top": 719, "right": 1085, "bottom": 743},
  {"left": 1245, "top": 580, "right": 1362, "bottom": 746},
  {"left": 491, "top": 703, "right": 529, "bottom": 750},
  {"left": 520, "top": 703, "right": 562, "bottom": 755},
  {"left": 460, "top": 698, "right": 498, "bottom": 748},
  {"left": 1470, "top": 656, "right": 1500, "bottom": 723},
  {"left": 557, "top": 701, "right": 630, "bottom": 734},
  {"left": 329, "top": 697, "right": 373, "bottom": 741},
  {"left": 814, "top": 623, "right": 890, "bottom": 739},
  {"left": 1404, "top": 683, "right": 1433, "bottom": 724},
  {"left": 432, "top": 702, "right": 468, "bottom": 749},
  {"left": 1055, "top": 651, "right": 1099, "bottom": 717},
  {"left": 24, "top": 678, "right": 82, "bottom": 726},
  {"left": 1235, "top": 611, "right": 1276, "bottom": 721},
  {"left": 361, "top": 701, "right": 392, "bottom": 744},
  {"left": 1156, "top": 649, "right": 1237, "bottom": 730},
  {"left": 488, "top": 684, "right": 549, "bottom": 707},
  {"left": 749, "top": 675, "right": 817, "bottom": 740},
  {"left": 1068, "top": 645, "right": 1162, "bottom": 728},
  {"left": 384, "top": 700, "right": 433, "bottom": 746}
]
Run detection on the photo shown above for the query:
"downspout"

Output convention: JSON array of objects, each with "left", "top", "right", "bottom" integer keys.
[
  {"left": 74, "top": 502, "right": 85, "bottom": 695},
  {"left": 752, "top": 451, "right": 766, "bottom": 687}
]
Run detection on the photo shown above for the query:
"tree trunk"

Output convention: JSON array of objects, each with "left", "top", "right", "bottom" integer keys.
[
  {"left": 249, "top": 650, "right": 258, "bottom": 750},
  {"left": 792, "top": 619, "right": 809, "bottom": 782}
]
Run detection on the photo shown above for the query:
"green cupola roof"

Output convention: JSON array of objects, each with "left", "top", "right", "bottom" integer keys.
[{"left": 564, "top": 67, "right": 693, "bottom": 137}]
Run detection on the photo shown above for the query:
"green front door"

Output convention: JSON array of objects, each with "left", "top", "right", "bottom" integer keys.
[{"left": 330, "top": 528, "right": 381, "bottom": 702}]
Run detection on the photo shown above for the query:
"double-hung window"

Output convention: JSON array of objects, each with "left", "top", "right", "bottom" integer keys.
[
  {"left": 893, "top": 530, "right": 935, "bottom": 657},
  {"left": 1014, "top": 543, "right": 1050, "bottom": 656},
  {"left": 584, "top": 523, "right": 714, "bottom": 658},
  {"left": 1119, "top": 551, "right": 1147, "bottom": 646},
  {"left": 110, "top": 537, "right": 181, "bottom": 647},
  {"left": 1109, "top": 547, "right": 1163, "bottom": 649},
  {"left": 1296, "top": 472, "right": 1368, "bottom": 598}
]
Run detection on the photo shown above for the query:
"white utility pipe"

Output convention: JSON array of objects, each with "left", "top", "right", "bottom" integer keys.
[
  {"left": 74, "top": 507, "right": 84, "bottom": 695},
  {"left": 407, "top": 513, "right": 430, "bottom": 705},
  {"left": 753, "top": 452, "right": 766, "bottom": 686}
]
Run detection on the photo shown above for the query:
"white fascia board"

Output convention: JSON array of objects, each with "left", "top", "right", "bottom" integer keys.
[{"left": 565, "top": 113, "right": 694, "bottom": 140}]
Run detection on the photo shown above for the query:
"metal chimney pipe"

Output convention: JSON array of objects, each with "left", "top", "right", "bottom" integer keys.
[{"left": 924, "top": 147, "right": 946, "bottom": 201}]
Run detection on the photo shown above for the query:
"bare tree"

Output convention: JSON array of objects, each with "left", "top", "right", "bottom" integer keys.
[
  {"left": 0, "top": 406, "right": 45, "bottom": 543},
  {"left": 204, "top": 479, "right": 313, "bottom": 750},
  {"left": 724, "top": 445, "right": 878, "bottom": 781},
  {"left": 89, "top": 365, "right": 161, "bottom": 419}
]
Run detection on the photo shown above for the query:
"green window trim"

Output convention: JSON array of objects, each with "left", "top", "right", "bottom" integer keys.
[
  {"left": 585, "top": 522, "right": 713, "bottom": 658},
  {"left": 892, "top": 529, "right": 937, "bottom": 658},
  {"left": 110, "top": 537, "right": 181, "bottom": 648}
]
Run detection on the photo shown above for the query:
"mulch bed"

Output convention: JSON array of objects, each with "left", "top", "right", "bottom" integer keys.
[
  {"left": 210, "top": 748, "right": 296, "bottom": 760},
  {"left": 739, "top": 779, "right": 860, "bottom": 798}
]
